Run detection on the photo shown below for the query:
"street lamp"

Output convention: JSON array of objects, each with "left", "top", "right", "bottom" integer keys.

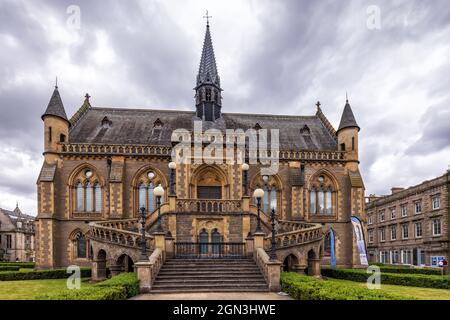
[
  {"left": 154, "top": 184, "right": 165, "bottom": 233},
  {"left": 168, "top": 162, "right": 176, "bottom": 196},
  {"left": 242, "top": 163, "right": 249, "bottom": 196},
  {"left": 269, "top": 208, "right": 277, "bottom": 260},
  {"left": 139, "top": 206, "right": 148, "bottom": 260},
  {"left": 253, "top": 188, "right": 264, "bottom": 233}
]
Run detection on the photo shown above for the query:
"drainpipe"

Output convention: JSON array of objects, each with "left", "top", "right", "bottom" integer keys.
[{"left": 107, "top": 157, "right": 112, "bottom": 218}]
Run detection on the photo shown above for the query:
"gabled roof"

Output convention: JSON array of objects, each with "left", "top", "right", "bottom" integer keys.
[
  {"left": 42, "top": 87, "right": 69, "bottom": 123},
  {"left": 337, "top": 100, "right": 359, "bottom": 132},
  {"left": 69, "top": 107, "right": 338, "bottom": 151},
  {"left": 196, "top": 23, "right": 220, "bottom": 88}
]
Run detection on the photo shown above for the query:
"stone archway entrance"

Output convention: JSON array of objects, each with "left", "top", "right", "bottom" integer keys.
[
  {"left": 306, "top": 249, "right": 321, "bottom": 277},
  {"left": 283, "top": 254, "right": 299, "bottom": 272},
  {"left": 117, "top": 254, "right": 134, "bottom": 273},
  {"left": 92, "top": 249, "right": 107, "bottom": 281}
]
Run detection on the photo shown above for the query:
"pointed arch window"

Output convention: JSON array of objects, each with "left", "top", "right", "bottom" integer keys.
[
  {"left": 147, "top": 183, "right": 155, "bottom": 212},
  {"left": 309, "top": 175, "right": 336, "bottom": 215},
  {"left": 270, "top": 186, "right": 277, "bottom": 211},
  {"left": 94, "top": 183, "right": 102, "bottom": 212},
  {"left": 74, "top": 232, "right": 87, "bottom": 258},
  {"left": 139, "top": 184, "right": 146, "bottom": 209},
  {"left": 73, "top": 169, "right": 102, "bottom": 213},
  {"left": 138, "top": 182, "right": 158, "bottom": 212},
  {"left": 76, "top": 183, "right": 84, "bottom": 211}
]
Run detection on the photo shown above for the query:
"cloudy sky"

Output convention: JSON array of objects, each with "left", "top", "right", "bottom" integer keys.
[{"left": 1, "top": 0, "right": 450, "bottom": 215}]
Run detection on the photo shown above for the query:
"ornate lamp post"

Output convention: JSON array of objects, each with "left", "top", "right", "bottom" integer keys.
[
  {"left": 168, "top": 162, "right": 176, "bottom": 196},
  {"left": 242, "top": 163, "right": 249, "bottom": 196},
  {"left": 139, "top": 206, "right": 148, "bottom": 260},
  {"left": 154, "top": 184, "right": 165, "bottom": 233},
  {"left": 269, "top": 208, "right": 277, "bottom": 260},
  {"left": 253, "top": 188, "right": 264, "bottom": 233}
]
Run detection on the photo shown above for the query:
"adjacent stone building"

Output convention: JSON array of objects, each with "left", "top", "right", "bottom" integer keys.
[
  {"left": 35, "top": 21, "right": 367, "bottom": 276},
  {"left": 0, "top": 205, "right": 35, "bottom": 262},
  {"left": 366, "top": 170, "right": 450, "bottom": 266}
]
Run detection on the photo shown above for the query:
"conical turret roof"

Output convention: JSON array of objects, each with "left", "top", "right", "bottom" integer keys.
[{"left": 42, "top": 86, "right": 69, "bottom": 123}]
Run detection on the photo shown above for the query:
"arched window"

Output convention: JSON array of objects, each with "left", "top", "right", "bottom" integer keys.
[
  {"left": 73, "top": 168, "right": 102, "bottom": 214},
  {"left": 263, "top": 185, "right": 270, "bottom": 213},
  {"left": 199, "top": 229, "right": 209, "bottom": 255},
  {"left": 310, "top": 190, "right": 316, "bottom": 214},
  {"left": 94, "top": 183, "right": 102, "bottom": 212},
  {"left": 76, "top": 233, "right": 87, "bottom": 258},
  {"left": 86, "top": 182, "right": 93, "bottom": 212},
  {"left": 139, "top": 184, "right": 146, "bottom": 209},
  {"left": 309, "top": 174, "right": 336, "bottom": 215},
  {"left": 211, "top": 229, "right": 221, "bottom": 254},
  {"left": 147, "top": 183, "right": 155, "bottom": 212},
  {"left": 270, "top": 186, "right": 277, "bottom": 211},
  {"left": 76, "top": 183, "right": 84, "bottom": 211}
]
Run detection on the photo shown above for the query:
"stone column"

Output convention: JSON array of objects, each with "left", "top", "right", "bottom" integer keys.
[
  {"left": 91, "top": 260, "right": 107, "bottom": 281},
  {"left": 266, "top": 260, "right": 282, "bottom": 292},
  {"left": 165, "top": 234, "right": 174, "bottom": 259},
  {"left": 308, "top": 258, "right": 321, "bottom": 277},
  {"left": 153, "top": 232, "right": 166, "bottom": 260},
  {"left": 253, "top": 232, "right": 265, "bottom": 250},
  {"left": 245, "top": 234, "right": 254, "bottom": 258},
  {"left": 134, "top": 261, "right": 153, "bottom": 293}
]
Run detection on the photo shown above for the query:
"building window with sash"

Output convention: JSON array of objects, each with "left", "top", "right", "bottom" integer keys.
[{"left": 432, "top": 219, "right": 441, "bottom": 236}]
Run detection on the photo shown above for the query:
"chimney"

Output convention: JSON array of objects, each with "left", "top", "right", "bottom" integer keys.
[{"left": 391, "top": 187, "right": 404, "bottom": 195}]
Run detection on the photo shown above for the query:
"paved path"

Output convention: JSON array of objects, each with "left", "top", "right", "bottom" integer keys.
[{"left": 132, "top": 292, "right": 293, "bottom": 300}]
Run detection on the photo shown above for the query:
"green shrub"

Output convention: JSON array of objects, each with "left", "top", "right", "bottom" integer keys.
[
  {"left": 281, "top": 272, "right": 411, "bottom": 300},
  {"left": 365, "top": 263, "right": 441, "bottom": 275},
  {"left": 36, "top": 272, "right": 139, "bottom": 300},
  {"left": 0, "top": 266, "right": 20, "bottom": 272},
  {"left": 321, "top": 268, "right": 450, "bottom": 289},
  {"left": 0, "top": 262, "right": 35, "bottom": 269},
  {"left": 0, "top": 268, "right": 91, "bottom": 281}
]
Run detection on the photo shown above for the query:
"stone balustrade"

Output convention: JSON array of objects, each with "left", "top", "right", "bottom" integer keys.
[
  {"left": 60, "top": 142, "right": 344, "bottom": 161},
  {"left": 265, "top": 220, "right": 323, "bottom": 250},
  {"left": 89, "top": 221, "right": 154, "bottom": 250},
  {"left": 254, "top": 248, "right": 281, "bottom": 292},
  {"left": 176, "top": 199, "right": 242, "bottom": 213}
]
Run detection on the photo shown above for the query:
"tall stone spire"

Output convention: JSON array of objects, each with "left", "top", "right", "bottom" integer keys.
[{"left": 195, "top": 17, "right": 222, "bottom": 121}]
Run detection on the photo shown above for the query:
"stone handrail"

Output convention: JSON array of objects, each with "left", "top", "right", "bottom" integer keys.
[
  {"left": 60, "top": 143, "right": 344, "bottom": 162},
  {"left": 265, "top": 220, "right": 323, "bottom": 250},
  {"left": 149, "top": 248, "right": 164, "bottom": 284},
  {"left": 89, "top": 221, "right": 154, "bottom": 250},
  {"left": 135, "top": 248, "right": 165, "bottom": 293},
  {"left": 176, "top": 199, "right": 242, "bottom": 213},
  {"left": 254, "top": 247, "right": 281, "bottom": 292}
]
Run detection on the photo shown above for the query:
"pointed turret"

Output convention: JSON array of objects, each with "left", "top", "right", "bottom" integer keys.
[
  {"left": 41, "top": 85, "right": 69, "bottom": 124},
  {"left": 42, "top": 84, "right": 70, "bottom": 157},
  {"left": 337, "top": 96, "right": 360, "bottom": 169},
  {"left": 195, "top": 20, "right": 222, "bottom": 121},
  {"left": 337, "top": 98, "right": 359, "bottom": 132}
]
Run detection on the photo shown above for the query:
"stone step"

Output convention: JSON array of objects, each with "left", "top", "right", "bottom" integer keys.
[
  {"left": 156, "top": 274, "right": 265, "bottom": 280},
  {"left": 150, "top": 288, "right": 270, "bottom": 293},
  {"left": 160, "top": 267, "right": 260, "bottom": 272},
  {"left": 154, "top": 280, "right": 266, "bottom": 285},
  {"left": 164, "top": 261, "right": 257, "bottom": 266},
  {"left": 152, "top": 283, "right": 268, "bottom": 289},
  {"left": 158, "top": 269, "right": 261, "bottom": 275}
]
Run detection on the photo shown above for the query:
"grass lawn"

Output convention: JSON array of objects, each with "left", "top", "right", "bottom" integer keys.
[
  {"left": 330, "top": 278, "right": 450, "bottom": 300},
  {"left": 0, "top": 278, "right": 93, "bottom": 300}
]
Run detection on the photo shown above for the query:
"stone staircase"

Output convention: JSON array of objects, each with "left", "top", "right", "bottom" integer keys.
[{"left": 151, "top": 258, "right": 269, "bottom": 293}]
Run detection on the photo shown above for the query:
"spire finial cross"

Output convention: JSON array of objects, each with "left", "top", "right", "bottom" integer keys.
[
  {"left": 85, "top": 93, "right": 91, "bottom": 100},
  {"left": 55, "top": 76, "right": 58, "bottom": 89},
  {"left": 203, "top": 10, "right": 212, "bottom": 26},
  {"left": 316, "top": 101, "right": 321, "bottom": 108}
]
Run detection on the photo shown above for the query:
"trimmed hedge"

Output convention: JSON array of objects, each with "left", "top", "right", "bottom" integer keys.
[
  {"left": 369, "top": 263, "right": 441, "bottom": 275},
  {"left": 0, "top": 262, "right": 35, "bottom": 269},
  {"left": 36, "top": 272, "right": 139, "bottom": 300},
  {"left": 0, "top": 266, "right": 20, "bottom": 272},
  {"left": 322, "top": 268, "right": 450, "bottom": 289},
  {"left": 0, "top": 268, "right": 91, "bottom": 281},
  {"left": 281, "top": 272, "right": 411, "bottom": 300}
]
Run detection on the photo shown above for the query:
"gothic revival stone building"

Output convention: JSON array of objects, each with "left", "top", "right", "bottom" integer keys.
[
  {"left": 0, "top": 205, "right": 35, "bottom": 262},
  {"left": 35, "top": 22, "right": 367, "bottom": 287}
]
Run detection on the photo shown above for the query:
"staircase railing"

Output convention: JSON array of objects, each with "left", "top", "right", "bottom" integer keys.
[
  {"left": 89, "top": 220, "right": 154, "bottom": 250},
  {"left": 175, "top": 199, "right": 242, "bottom": 213},
  {"left": 264, "top": 220, "right": 323, "bottom": 250}
]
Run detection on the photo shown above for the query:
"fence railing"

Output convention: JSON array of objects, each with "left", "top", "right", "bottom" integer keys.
[
  {"left": 176, "top": 199, "right": 242, "bottom": 213},
  {"left": 174, "top": 242, "right": 246, "bottom": 259}
]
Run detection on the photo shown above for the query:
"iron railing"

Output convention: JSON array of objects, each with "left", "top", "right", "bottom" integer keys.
[{"left": 174, "top": 242, "right": 246, "bottom": 259}]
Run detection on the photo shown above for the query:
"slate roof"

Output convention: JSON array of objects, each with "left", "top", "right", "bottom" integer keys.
[
  {"left": 69, "top": 107, "right": 338, "bottom": 151},
  {"left": 349, "top": 169, "right": 364, "bottom": 188},
  {"left": 42, "top": 87, "right": 69, "bottom": 123},
  {"left": 196, "top": 23, "right": 220, "bottom": 88},
  {"left": 37, "top": 162, "right": 57, "bottom": 182},
  {"left": 337, "top": 100, "right": 359, "bottom": 132}
]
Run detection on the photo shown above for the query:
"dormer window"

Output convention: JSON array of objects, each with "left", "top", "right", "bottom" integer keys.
[
  {"left": 300, "top": 125, "right": 310, "bottom": 135},
  {"left": 153, "top": 118, "right": 163, "bottom": 128},
  {"left": 101, "top": 116, "right": 112, "bottom": 128}
]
